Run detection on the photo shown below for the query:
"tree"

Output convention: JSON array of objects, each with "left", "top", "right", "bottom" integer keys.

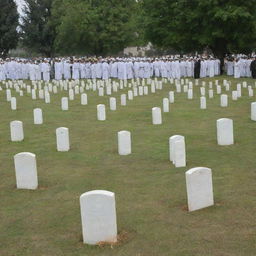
[
  {"left": 53, "top": 0, "right": 139, "bottom": 56},
  {"left": 21, "top": 0, "right": 56, "bottom": 57},
  {"left": 142, "top": 0, "right": 256, "bottom": 70},
  {"left": 0, "top": 0, "right": 19, "bottom": 58}
]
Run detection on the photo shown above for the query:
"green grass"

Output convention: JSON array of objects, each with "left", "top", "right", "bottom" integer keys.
[{"left": 0, "top": 76, "right": 256, "bottom": 256}]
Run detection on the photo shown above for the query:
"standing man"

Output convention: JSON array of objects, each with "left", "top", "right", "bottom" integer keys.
[
  {"left": 250, "top": 57, "right": 256, "bottom": 79},
  {"left": 194, "top": 57, "right": 201, "bottom": 79}
]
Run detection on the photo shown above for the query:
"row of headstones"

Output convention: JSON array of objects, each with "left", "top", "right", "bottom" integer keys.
[
  {"left": 4, "top": 88, "right": 253, "bottom": 112},
  {"left": 10, "top": 116, "right": 236, "bottom": 177},
  {"left": 3, "top": 79, "right": 254, "bottom": 100},
  {"left": 10, "top": 123, "right": 184, "bottom": 164},
  {"left": 13, "top": 153, "right": 214, "bottom": 244},
  {"left": 3, "top": 79, "right": 255, "bottom": 113}
]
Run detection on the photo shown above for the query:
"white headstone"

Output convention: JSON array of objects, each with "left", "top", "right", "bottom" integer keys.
[
  {"left": 118, "top": 131, "right": 131, "bottom": 155},
  {"left": 208, "top": 89, "right": 214, "bottom": 99},
  {"left": 220, "top": 94, "right": 228, "bottom": 107},
  {"left": 133, "top": 87, "right": 138, "bottom": 96},
  {"left": 10, "top": 121, "right": 24, "bottom": 141},
  {"left": 169, "top": 91, "right": 174, "bottom": 103},
  {"left": 138, "top": 86, "right": 143, "bottom": 96},
  {"left": 81, "top": 93, "right": 88, "bottom": 105},
  {"left": 97, "top": 104, "right": 106, "bottom": 121},
  {"left": 98, "top": 87, "right": 104, "bottom": 96},
  {"left": 80, "top": 190, "right": 117, "bottom": 245},
  {"left": 216, "top": 85, "right": 221, "bottom": 94},
  {"left": 69, "top": 89, "right": 74, "bottom": 100},
  {"left": 151, "top": 84, "right": 156, "bottom": 93},
  {"left": 32, "top": 89, "right": 37, "bottom": 99},
  {"left": 45, "top": 92, "right": 50, "bottom": 103},
  {"left": 251, "top": 102, "right": 256, "bottom": 121},
  {"left": 128, "top": 90, "right": 133, "bottom": 100},
  {"left": 143, "top": 86, "right": 148, "bottom": 95},
  {"left": 200, "top": 96, "right": 206, "bottom": 109},
  {"left": 109, "top": 97, "right": 117, "bottom": 111},
  {"left": 152, "top": 107, "right": 162, "bottom": 125},
  {"left": 56, "top": 127, "right": 70, "bottom": 151},
  {"left": 187, "top": 89, "right": 193, "bottom": 99},
  {"left": 186, "top": 167, "right": 214, "bottom": 212},
  {"left": 169, "top": 135, "right": 184, "bottom": 162},
  {"left": 33, "top": 108, "right": 43, "bottom": 124},
  {"left": 11, "top": 97, "right": 17, "bottom": 110},
  {"left": 39, "top": 89, "right": 44, "bottom": 99},
  {"left": 14, "top": 152, "right": 38, "bottom": 190},
  {"left": 6, "top": 89, "right": 11, "bottom": 101},
  {"left": 232, "top": 91, "right": 238, "bottom": 101},
  {"left": 173, "top": 139, "right": 186, "bottom": 167},
  {"left": 163, "top": 98, "right": 169, "bottom": 112},
  {"left": 217, "top": 118, "right": 234, "bottom": 145},
  {"left": 61, "top": 97, "right": 69, "bottom": 110},
  {"left": 121, "top": 94, "right": 127, "bottom": 106},
  {"left": 200, "top": 87, "right": 205, "bottom": 96}
]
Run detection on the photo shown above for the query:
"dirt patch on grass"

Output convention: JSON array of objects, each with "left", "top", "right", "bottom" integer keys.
[{"left": 78, "top": 230, "right": 136, "bottom": 248}]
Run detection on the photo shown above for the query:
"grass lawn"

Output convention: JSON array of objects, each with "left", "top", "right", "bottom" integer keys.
[{"left": 0, "top": 76, "right": 255, "bottom": 256}]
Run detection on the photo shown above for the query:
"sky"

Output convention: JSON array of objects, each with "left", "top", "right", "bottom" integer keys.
[{"left": 15, "top": 0, "right": 25, "bottom": 16}]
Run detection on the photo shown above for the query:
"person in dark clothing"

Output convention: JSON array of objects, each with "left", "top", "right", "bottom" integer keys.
[
  {"left": 194, "top": 58, "right": 201, "bottom": 79},
  {"left": 250, "top": 57, "right": 256, "bottom": 79}
]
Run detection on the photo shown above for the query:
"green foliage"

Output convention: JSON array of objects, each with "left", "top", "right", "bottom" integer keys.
[
  {"left": 53, "top": 0, "right": 140, "bottom": 56},
  {"left": 0, "top": 0, "right": 19, "bottom": 58},
  {"left": 142, "top": 0, "right": 256, "bottom": 57},
  {"left": 21, "top": 0, "right": 56, "bottom": 57}
]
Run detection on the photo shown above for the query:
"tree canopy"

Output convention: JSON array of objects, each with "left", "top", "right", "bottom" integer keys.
[
  {"left": 0, "top": 0, "right": 19, "bottom": 58},
  {"left": 142, "top": 0, "right": 256, "bottom": 58},
  {"left": 21, "top": 0, "right": 56, "bottom": 56},
  {"left": 52, "top": 0, "right": 141, "bottom": 56}
]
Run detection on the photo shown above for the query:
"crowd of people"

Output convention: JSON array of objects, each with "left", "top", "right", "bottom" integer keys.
[
  {"left": 225, "top": 56, "right": 256, "bottom": 79},
  {"left": 0, "top": 55, "right": 255, "bottom": 81},
  {"left": 0, "top": 56, "right": 220, "bottom": 81}
]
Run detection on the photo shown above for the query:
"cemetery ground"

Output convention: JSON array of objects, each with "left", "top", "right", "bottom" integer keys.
[{"left": 1, "top": 76, "right": 256, "bottom": 256}]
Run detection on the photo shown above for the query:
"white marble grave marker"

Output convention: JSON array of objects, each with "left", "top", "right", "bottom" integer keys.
[
  {"left": 169, "top": 91, "right": 174, "bottom": 103},
  {"left": 97, "top": 104, "right": 106, "bottom": 121},
  {"left": 217, "top": 118, "right": 234, "bottom": 145},
  {"left": 163, "top": 98, "right": 169, "bottom": 112},
  {"left": 232, "top": 91, "right": 238, "bottom": 101},
  {"left": 251, "top": 102, "right": 256, "bottom": 121},
  {"left": 220, "top": 94, "right": 228, "bottom": 107},
  {"left": 121, "top": 94, "right": 127, "bottom": 106},
  {"left": 33, "top": 108, "right": 43, "bottom": 124},
  {"left": 14, "top": 152, "right": 38, "bottom": 189},
  {"left": 61, "top": 97, "right": 69, "bottom": 110},
  {"left": 169, "top": 135, "right": 184, "bottom": 162},
  {"left": 200, "top": 96, "right": 206, "bottom": 109},
  {"left": 80, "top": 190, "right": 117, "bottom": 245},
  {"left": 128, "top": 90, "right": 133, "bottom": 100},
  {"left": 109, "top": 97, "right": 117, "bottom": 111},
  {"left": 208, "top": 89, "right": 214, "bottom": 99},
  {"left": 186, "top": 167, "right": 214, "bottom": 212},
  {"left": 81, "top": 93, "right": 88, "bottom": 105},
  {"left": 173, "top": 139, "right": 186, "bottom": 167},
  {"left": 10, "top": 121, "right": 24, "bottom": 141},
  {"left": 11, "top": 97, "right": 17, "bottom": 110},
  {"left": 118, "top": 131, "right": 131, "bottom": 155},
  {"left": 152, "top": 107, "right": 162, "bottom": 125},
  {"left": 188, "top": 89, "right": 193, "bottom": 99},
  {"left": 56, "top": 127, "right": 70, "bottom": 151},
  {"left": 6, "top": 89, "right": 11, "bottom": 101}
]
